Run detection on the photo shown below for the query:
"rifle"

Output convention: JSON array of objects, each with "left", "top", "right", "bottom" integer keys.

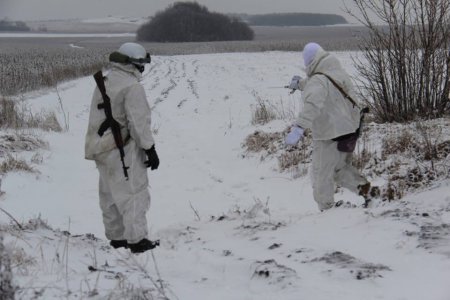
[
  {"left": 93, "top": 71, "right": 129, "bottom": 180},
  {"left": 267, "top": 85, "right": 297, "bottom": 94}
]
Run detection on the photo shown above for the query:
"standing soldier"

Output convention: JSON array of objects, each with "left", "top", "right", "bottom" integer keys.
[
  {"left": 85, "top": 43, "right": 160, "bottom": 253},
  {"left": 286, "top": 42, "right": 379, "bottom": 211}
]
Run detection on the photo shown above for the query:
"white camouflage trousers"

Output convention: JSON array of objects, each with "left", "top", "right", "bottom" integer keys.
[
  {"left": 95, "top": 140, "right": 150, "bottom": 244},
  {"left": 311, "top": 140, "right": 368, "bottom": 211}
]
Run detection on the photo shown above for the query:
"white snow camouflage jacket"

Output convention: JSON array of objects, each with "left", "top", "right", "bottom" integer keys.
[
  {"left": 295, "top": 49, "right": 362, "bottom": 141},
  {"left": 85, "top": 63, "right": 155, "bottom": 160}
]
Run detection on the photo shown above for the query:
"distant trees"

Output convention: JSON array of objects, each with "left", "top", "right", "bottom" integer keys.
[
  {"left": 246, "top": 13, "right": 348, "bottom": 26},
  {"left": 0, "top": 19, "right": 30, "bottom": 32},
  {"left": 137, "top": 2, "right": 254, "bottom": 42}
]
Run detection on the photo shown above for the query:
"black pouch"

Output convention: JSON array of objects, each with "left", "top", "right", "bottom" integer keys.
[{"left": 332, "top": 129, "right": 360, "bottom": 153}]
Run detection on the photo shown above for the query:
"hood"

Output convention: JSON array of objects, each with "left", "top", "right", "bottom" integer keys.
[
  {"left": 110, "top": 62, "right": 143, "bottom": 81},
  {"left": 306, "top": 49, "right": 353, "bottom": 95}
]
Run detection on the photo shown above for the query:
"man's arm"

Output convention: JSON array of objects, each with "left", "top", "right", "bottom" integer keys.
[{"left": 124, "top": 84, "right": 155, "bottom": 150}]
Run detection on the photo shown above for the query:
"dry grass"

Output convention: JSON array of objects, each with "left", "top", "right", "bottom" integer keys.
[
  {"left": 1, "top": 97, "right": 62, "bottom": 132},
  {"left": 381, "top": 129, "right": 416, "bottom": 159},
  {"left": 244, "top": 118, "right": 450, "bottom": 201},
  {"left": 27, "top": 111, "right": 63, "bottom": 132},
  {"left": 0, "top": 97, "right": 57, "bottom": 176},
  {"left": 251, "top": 99, "right": 277, "bottom": 126},
  {"left": 243, "top": 128, "right": 313, "bottom": 172},
  {"left": 0, "top": 234, "right": 16, "bottom": 300},
  {"left": 0, "top": 98, "right": 19, "bottom": 128},
  {"left": 243, "top": 130, "right": 284, "bottom": 155},
  {"left": 0, "top": 155, "right": 35, "bottom": 175},
  {"left": 250, "top": 92, "right": 300, "bottom": 126},
  {"left": 278, "top": 132, "right": 313, "bottom": 172},
  {"left": 368, "top": 119, "right": 450, "bottom": 200},
  {"left": 0, "top": 133, "right": 48, "bottom": 155},
  {"left": 0, "top": 47, "right": 108, "bottom": 96}
]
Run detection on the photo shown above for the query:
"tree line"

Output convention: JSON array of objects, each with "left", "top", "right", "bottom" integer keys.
[
  {"left": 242, "top": 13, "right": 348, "bottom": 26},
  {"left": 0, "top": 19, "right": 30, "bottom": 32}
]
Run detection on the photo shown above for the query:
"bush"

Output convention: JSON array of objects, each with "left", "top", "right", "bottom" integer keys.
[
  {"left": 137, "top": 2, "right": 254, "bottom": 42},
  {"left": 347, "top": 0, "right": 450, "bottom": 122}
]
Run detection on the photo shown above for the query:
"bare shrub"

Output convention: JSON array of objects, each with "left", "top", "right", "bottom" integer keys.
[{"left": 346, "top": 0, "right": 450, "bottom": 122}]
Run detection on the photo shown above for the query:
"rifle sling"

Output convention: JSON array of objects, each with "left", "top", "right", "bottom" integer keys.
[
  {"left": 313, "top": 72, "right": 368, "bottom": 141},
  {"left": 314, "top": 72, "right": 358, "bottom": 108}
]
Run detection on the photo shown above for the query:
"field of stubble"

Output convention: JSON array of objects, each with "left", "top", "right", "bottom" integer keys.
[{"left": 0, "top": 26, "right": 366, "bottom": 96}]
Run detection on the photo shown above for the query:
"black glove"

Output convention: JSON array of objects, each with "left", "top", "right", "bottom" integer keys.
[{"left": 144, "top": 145, "right": 159, "bottom": 170}]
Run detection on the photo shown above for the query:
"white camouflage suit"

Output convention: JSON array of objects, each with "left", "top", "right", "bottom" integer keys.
[
  {"left": 85, "top": 63, "right": 154, "bottom": 243},
  {"left": 295, "top": 49, "right": 369, "bottom": 211}
]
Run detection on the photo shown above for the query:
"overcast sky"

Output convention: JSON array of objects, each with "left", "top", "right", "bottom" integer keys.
[{"left": 0, "top": 0, "right": 359, "bottom": 21}]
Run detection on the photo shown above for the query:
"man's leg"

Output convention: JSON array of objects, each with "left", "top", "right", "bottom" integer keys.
[
  {"left": 334, "top": 154, "right": 379, "bottom": 206},
  {"left": 311, "top": 140, "right": 341, "bottom": 211},
  {"left": 96, "top": 161, "right": 125, "bottom": 242},
  {"left": 104, "top": 140, "right": 151, "bottom": 244},
  {"left": 334, "top": 153, "right": 368, "bottom": 194}
]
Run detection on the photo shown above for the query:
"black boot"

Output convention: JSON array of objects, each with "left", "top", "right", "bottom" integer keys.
[
  {"left": 110, "top": 240, "right": 128, "bottom": 249},
  {"left": 129, "top": 239, "right": 160, "bottom": 254}
]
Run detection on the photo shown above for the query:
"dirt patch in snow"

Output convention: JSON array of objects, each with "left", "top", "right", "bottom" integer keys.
[{"left": 304, "top": 251, "right": 391, "bottom": 280}]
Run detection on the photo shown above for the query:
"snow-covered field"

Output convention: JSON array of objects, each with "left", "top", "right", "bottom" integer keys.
[
  {"left": 0, "top": 33, "right": 135, "bottom": 38},
  {"left": 1, "top": 52, "right": 450, "bottom": 299}
]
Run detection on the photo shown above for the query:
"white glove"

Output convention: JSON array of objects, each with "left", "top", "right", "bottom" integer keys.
[
  {"left": 285, "top": 126, "right": 304, "bottom": 145},
  {"left": 288, "top": 75, "right": 302, "bottom": 90}
]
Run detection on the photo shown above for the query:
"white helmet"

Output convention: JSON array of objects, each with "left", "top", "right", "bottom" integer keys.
[
  {"left": 110, "top": 42, "right": 151, "bottom": 72},
  {"left": 118, "top": 43, "right": 147, "bottom": 61}
]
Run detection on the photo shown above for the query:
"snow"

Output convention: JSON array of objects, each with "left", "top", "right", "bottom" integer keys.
[
  {"left": 81, "top": 16, "right": 149, "bottom": 25},
  {"left": 0, "top": 33, "right": 135, "bottom": 38},
  {"left": 69, "top": 44, "right": 84, "bottom": 49},
  {"left": 1, "top": 51, "right": 450, "bottom": 299}
]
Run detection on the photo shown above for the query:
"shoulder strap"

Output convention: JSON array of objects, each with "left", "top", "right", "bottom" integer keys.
[{"left": 314, "top": 72, "right": 358, "bottom": 108}]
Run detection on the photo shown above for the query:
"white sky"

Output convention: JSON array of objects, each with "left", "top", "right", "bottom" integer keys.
[{"left": 0, "top": 0, "right": 359, "bottom": 21}]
